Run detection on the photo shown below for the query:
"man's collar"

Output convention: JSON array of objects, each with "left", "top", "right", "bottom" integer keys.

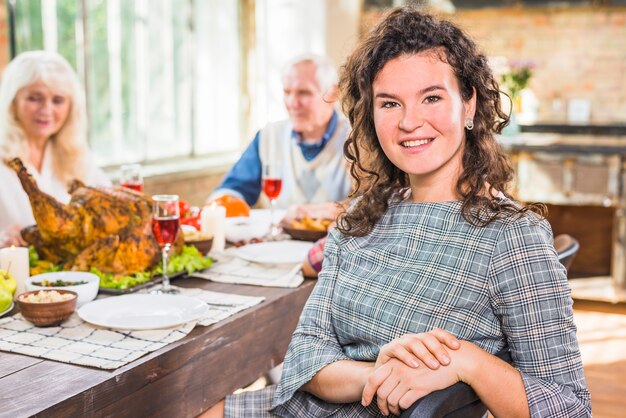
[{"left": 291, "top": 111, "right": 338, "bottom": 145}]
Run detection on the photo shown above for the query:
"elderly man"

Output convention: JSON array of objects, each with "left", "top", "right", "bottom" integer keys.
[{"left": 209, "top": 54, "right": 351, "bottom": 215}]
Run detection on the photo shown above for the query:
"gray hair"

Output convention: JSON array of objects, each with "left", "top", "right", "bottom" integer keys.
[
  {"left": 0, "top": 50, "right": 89, "bottom": 182},
  {"left": 281, "top": 54, "right": 338, "bottom": 95}
]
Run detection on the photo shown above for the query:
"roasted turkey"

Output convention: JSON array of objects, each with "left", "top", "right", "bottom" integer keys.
[{"left": 7, "top": 158, "right": 182, "bottom": 275}]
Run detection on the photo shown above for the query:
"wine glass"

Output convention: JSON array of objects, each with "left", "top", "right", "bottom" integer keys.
[
  {"left": 151, "top": 194, "right": 180, "bottom": 294},
  {"left": 262, "top": 164, "right": 283, "bottom": 240},
  {"left": 120, "top": 163, "right": 143, "bottom": 192}
]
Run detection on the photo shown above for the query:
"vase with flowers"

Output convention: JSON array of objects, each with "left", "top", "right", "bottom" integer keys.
[
  {"left": 501, "top": 61, "right": 534, "bottom": 113},
  {"left": 500, "top": 61, "right": 534, "bottom": 136}
]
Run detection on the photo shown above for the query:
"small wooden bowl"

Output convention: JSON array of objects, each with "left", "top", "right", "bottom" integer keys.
[
  {"left": 282, "top": 226, "right": 327, "bottom": 242},
  {"left": 17, "top": 290, "right": 78, "bottom": 327},
  {"left": 185, "top": 238, "right": 214, "bottom": 254}
]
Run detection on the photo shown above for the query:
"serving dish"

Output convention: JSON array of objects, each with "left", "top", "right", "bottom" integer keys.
[
  {"left": 182, "top": 225, "right": 213, "bottom": 254},
  {"left": 225, "top": 209, "right": 287, "bottom": 242},
  {"left": 185, "top": 238, "right": 213, "bottom": 254},
  {"left": 225, "top": 216, "right": 268, "bottom": 243},
  {"left": 282, "top": 226, "right": 327, "bottom": 242},
  {"left": 97, "top": 271, "right": 186, "bottom": 295},
  {"left": 27, "top": 271, "right": 99, "bottom": 307},
  {"left": 17, "top": 289, "right": 77, "bottom": 326}
]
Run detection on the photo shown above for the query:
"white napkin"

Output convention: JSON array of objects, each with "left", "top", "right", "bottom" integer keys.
[
  {"left": 191, "top": 252, "right": 304, "bottom": 288},
  {"left": 174, "top": 287, "right": 265, "bottom": 326}
]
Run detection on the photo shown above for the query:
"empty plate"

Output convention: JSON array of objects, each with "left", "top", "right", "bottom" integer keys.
[{"left": 78, "top": 294, "right": 209, "bottom": 330}]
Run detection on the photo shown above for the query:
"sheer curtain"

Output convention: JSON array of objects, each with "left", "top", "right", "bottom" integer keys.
[{"left": 13, "top": 0, "right": 242, "bottom": 166}]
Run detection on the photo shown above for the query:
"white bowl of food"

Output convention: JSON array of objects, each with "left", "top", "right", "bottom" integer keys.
[
  {"left": 26, "top": 271, "right": 100, "bottom": 307},
  {"left": 225, "top": 216, "right": 269, "bottom": 243}
]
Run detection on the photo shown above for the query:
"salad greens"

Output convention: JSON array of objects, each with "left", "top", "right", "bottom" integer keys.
[
  {"left": 28, "top": 245, "right": 212, "bottom": 290},
  {"left": 28, "top": 246, "right": 39, "bottom": 266}
]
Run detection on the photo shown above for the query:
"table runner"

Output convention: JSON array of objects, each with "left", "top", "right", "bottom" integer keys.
[
  {"left": 191, "top": 252, "right": 304, "bottom": 288},
  {"left": 0, "top": 287, "right": 264, "bottom": 370}
]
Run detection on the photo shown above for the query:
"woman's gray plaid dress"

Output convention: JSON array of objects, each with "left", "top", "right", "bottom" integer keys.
[{"left": 225, "top": 199, "right": 591, "bottom": 417}]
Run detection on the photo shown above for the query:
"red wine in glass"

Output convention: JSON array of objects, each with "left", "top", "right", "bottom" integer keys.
[
  {"left": 262, "top": 178, "right": 282, "bottom": 200},
  {"left": 122, "top": 181, "right": 143, "bottom": 192},
  {"left": 152, "top": 216, "right": 180, "bottom": 246},
  {"left": 151, "top": 194, "right": 181, "bottom": 294},
  {"left": 262, "top": 164, "right": 282, "bottom": 239},
  {"left": 120, "top": 164, "right": 143, "bottom": 193}
]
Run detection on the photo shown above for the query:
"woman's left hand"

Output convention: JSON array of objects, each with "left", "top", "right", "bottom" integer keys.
[{"left": 362, "top": 357, "right": 461, "bottom": 416}]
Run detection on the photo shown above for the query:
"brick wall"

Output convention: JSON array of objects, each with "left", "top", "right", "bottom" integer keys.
[
  {"left": 364, "top": 5, "right": 626, "bottom": 123},
  {"left": 453, "top": 6, "right": 626, "bottom": 123}
]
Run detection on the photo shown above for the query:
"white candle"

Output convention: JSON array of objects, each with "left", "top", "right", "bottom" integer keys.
[
  {"left": 0, "top": 245, "right": 30, "bottom": 300},
  {"left": 201, "top": 203, "right": 226, "bottom": 252}
]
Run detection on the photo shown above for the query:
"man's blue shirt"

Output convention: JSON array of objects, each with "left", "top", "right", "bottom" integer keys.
[{"left": 217, "top": 112, "right": 339, "bottom": 206}]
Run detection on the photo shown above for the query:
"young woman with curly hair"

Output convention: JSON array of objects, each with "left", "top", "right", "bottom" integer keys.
[{"left": 203, "top": 7, "right": 590, "bottom": 418}]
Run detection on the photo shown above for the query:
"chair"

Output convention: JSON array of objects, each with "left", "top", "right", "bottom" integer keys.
[
  {"left": 400, "top": 348, "right": 512, "bottom": 418},
  {"left": 554, "top": 234, "right": 580, "bottom": 272}
]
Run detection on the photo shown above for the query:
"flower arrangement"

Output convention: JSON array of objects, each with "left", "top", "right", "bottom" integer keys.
[{"left": 500, "top": 60, "right": 534, "bottom": 99}]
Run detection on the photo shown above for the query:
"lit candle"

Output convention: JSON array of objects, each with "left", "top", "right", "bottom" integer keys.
[
  {"left": 0, "top": 245, "right": 30, "bottom": 299},
  {"left": 201, "top": 202, "right": 226, "bottom": 252}
]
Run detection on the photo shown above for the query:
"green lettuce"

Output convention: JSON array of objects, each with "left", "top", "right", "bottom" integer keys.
[{"left": 30, "top": 245, "right": 212, "bottom": 290}]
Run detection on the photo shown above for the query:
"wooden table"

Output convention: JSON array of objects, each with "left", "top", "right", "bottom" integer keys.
[{"left": 0, "top": 277, "right": 316, "bottom": 417}]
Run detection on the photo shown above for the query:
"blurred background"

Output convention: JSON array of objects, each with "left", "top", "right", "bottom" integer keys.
[
  {"left": 0, "top": 0, "right": 623, "bottom": 172},
  {"left": 1, "top": 2, "right": 625, "bottom": 415},
  {"left": 1, "top": 0, "right": 625, "bottom": 280}
]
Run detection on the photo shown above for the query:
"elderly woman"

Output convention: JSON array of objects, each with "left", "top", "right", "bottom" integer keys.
[
  {"left": 0, "top": 50, "right": 110, "bottom": 248},
  {"left": 204, "top": 7, "right": 591, "bottom": 418}
]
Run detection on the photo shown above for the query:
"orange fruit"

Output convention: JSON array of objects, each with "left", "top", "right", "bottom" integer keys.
[{"left": 209, "top": 195, "right": 251, "bottom": 217}]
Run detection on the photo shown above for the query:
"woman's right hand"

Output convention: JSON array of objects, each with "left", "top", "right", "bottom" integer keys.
[
  {"left": 0, "top": 225, "right": 27, "bottom": 248},
  {"left": 375, "top": 329, "right": 461, "bottom": 371}
]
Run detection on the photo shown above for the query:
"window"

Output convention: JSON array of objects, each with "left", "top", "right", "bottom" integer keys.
[{"left": 13, "top": 0, "right": 243, "bottom": 166}]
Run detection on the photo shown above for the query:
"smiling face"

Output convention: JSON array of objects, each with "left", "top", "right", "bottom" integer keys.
[
  {"left": 282, "top": 61, "right": 336, "bottom": 142},
  {"left": 372, "top": 51, "right": 475, "bottom": 201},
  {"left": 13, "top": 81, "right": 72, "bottom": 145}
]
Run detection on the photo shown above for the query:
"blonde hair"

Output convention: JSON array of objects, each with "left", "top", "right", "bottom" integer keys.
[{"left": 0, "top": 50, "right": 89, "bottom": 183}]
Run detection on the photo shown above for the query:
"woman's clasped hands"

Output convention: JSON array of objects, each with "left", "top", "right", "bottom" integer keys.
[{"left": 362, "top": 329, "right": 463, "bottom": 417}]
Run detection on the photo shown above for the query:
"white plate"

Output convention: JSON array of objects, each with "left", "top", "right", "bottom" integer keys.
[
  {"left": 225, "top": 209, "right": 287, "bottom": 242},
  {"left": 228, "top": 240, "right": 313, "bottom": 264},
  {"left": 77, "top": 294, "right": 209, "bottom": 330},
  {"left": 0, "top": 301, "right": 14, "bottom": 318}
]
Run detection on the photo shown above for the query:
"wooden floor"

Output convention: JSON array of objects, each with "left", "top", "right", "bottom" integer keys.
[{"left": 573, "top": 300, "right": 626, "bottom": 418}]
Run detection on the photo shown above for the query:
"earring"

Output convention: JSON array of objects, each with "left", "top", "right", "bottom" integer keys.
[{"left": 465, "top": 118, "right": 474, "bottom": 131}]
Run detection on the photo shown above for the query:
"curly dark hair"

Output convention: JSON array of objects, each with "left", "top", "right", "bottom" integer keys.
[{"left": 337, "top": 6, "right": 544, "bottom": 237}]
